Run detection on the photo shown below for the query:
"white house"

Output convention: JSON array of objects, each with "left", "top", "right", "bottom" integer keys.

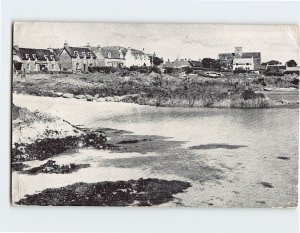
[
  {"left": 124, "top": 47, "right": 151, "bottom": 67},
  {"left": 232, "top": 57, "right": 254, "bottom": 71}
]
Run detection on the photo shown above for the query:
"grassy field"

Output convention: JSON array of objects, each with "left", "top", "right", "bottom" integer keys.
[{"left": 13, "top": 72, "right": 299, "bottom": 108}]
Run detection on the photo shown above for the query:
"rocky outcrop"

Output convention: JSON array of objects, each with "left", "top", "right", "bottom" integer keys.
[{"left": 12, "top": 104, "right": 107, "bottom": 162}]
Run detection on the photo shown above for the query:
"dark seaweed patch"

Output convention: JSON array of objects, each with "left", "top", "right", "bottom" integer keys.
[
  {"left": 22, "top": 160, "right": 90, "bottom": 175},
  {"left": 189, "top": 143, "right": 247, "bottom": 150},
  {"left": 16, "top": 178, "right": 191, "bottom": 206}
]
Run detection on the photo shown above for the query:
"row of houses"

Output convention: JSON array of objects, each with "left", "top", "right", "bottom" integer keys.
[{"left": 13, "top": 43, "right": 162, "bottom": 73}]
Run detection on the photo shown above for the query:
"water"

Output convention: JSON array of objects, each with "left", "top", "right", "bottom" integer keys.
[{"left": 13, "top": 95, "right": 298, "bottom": 207}]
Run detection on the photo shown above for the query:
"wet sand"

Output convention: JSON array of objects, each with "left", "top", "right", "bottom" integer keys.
[{"left": 12, "top": 94, "right": 298, "bottom": 207}]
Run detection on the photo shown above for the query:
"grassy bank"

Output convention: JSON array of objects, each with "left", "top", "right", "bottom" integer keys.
[{"left": 13, "top": 73, "right": 299, "bottom": 108}]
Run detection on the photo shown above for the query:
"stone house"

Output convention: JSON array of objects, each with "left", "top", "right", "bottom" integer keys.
[
  {"left": 58, "top": 43, "right": 99, "bottom": 72},
  {"left": 12, "top": 46, "right": 60, "bottom": 73}
]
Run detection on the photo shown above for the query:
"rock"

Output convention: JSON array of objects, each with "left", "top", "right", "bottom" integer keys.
[
  {"left": 85, "top": 94, "right": 94, "bottom": 101},
  {"left": 62, "top": 93, "right": 74, "bottom": 98},
  {"left": 96, "top": 98, "right": 106, "bottom": 102},
  {"left": 113, "top": 96, "right": 120, "bottom": 102},
  {"left": 53, "top": 92, "right": 63, "bottom": 97},
  {"left": 105, "top": 97, "right": 114, "bottom": 102},
  {"left": 74, "top": 95, "right": 86, "bottom": 99}
]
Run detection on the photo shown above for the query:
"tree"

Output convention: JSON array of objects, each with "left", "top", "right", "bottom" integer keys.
[
  {"left": 262, "top": 60, "right": 281, "bottom": 66},
  {"left": 286, "top": 59, "right": 297, "bottom": 67},
  {"left": 201, "top": 58, "right": 221, "bottom": 70},
  {"left": 201, "top": 58, "right": 215, "bottom": 69}
]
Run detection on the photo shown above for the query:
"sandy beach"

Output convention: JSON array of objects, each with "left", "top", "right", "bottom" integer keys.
[{"left": 12, "top": 93, "right": 298, "bottom": 207}]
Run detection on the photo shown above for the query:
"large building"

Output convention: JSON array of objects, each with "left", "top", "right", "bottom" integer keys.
[
  {"left": 13, "top": 46, "right": 60, "bottom": 73},
  {"left": 219, "top": 47, "right": 261, "bottom": 71}
]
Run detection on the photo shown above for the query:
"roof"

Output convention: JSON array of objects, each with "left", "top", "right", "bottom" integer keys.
[
  {"left": 241, "top": 52, "right": 261, "bottom": 59},
  {"left": 100, "top": 46, "right": 149, "bottom": 60},
  {"left": 164, "top": 59, "right": 191, "bottom": 68},
  {"left": 64, "top": 45, "right": 96, "bottom": 59},
  {"left": 188, "top": 60, "right": 202, "bottom": 67},
  {"left": 219, "top": 52, "right": 261, "bottom": 60},
  {"left": 100, "top": 46, "right": 126, "bottom": 59},
  {"left": 267, "top": 65, "right": 286, "bottom": 70},
  {"left": 13, "top": 46, "right": 59, "bottom": 61},
  {"left": 53, "top": 48, "right": 63, "bottom": 56}
]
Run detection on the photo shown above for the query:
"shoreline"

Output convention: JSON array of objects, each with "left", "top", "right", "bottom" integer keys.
[
  {"left": 13, "top": 90, "right": 299, "bottom": 109},
  {"left": 13, "top": 73, "right": 299, "bottom": 109}
]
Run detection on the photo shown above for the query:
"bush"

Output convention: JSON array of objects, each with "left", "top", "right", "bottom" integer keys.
[
  {"left": 241, "top": 88, "right": 265, "bottom": 100},
  {"left": 233, "top": 69, "right": 249, "bottom": 74},
  {"left": 284, "top": 70, "right": 299, "bottom": 75},
  {"left": 241, "top": 88, "right": 257, "bottom": 100}
]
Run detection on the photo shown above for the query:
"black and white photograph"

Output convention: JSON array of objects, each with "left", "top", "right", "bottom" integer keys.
[{"left": 11, "top": 22, "right": 299, "bottom": 207}]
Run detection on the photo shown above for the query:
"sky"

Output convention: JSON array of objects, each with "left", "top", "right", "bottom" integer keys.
[{"left": 14, "top": 22, "right": 300, "bottom": 64}]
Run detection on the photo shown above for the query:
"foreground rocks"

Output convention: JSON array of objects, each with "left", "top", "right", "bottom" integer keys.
[
  {"left": 16, "top": 178, "right": 191, "bottom": 206},
  {"left": 22, "top": 160, "right": 90, "bottom": 175},
  {"left": 12, "top": 104, "right": 108, "bottom": 162}
]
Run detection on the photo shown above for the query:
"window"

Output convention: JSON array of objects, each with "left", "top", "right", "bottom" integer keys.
[
  {"left": 246, "top": 63, "right": 249, "bottom": 65},
  {"left": 25, "top": 54, "right": 29, "bottom": 59},
  {"left": 236, "top": 63, "right": 238, "bottom": 65}
]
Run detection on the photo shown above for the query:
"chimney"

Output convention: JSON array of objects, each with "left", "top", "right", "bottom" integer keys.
[
  {"left": 64, "top": 41, "right": 68, "bottom": 47},
  {"left": 86, "top": 42, "right": 90, "bottom": 48}
]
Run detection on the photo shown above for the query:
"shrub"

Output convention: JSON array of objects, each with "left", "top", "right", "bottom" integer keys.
[
  {"left": 233, "top": 69, "right": 249, "bottom": 74},
  {"left": 241, "top": 88, "right": 257, "bottom": 100}
]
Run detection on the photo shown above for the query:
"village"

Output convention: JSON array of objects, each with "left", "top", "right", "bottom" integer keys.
[
  {"left": 12, "top": 42, "right": 299, "bottom": 110},
  {"left": 13, "top": 43, "right": 300, "bottom": 76}
]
